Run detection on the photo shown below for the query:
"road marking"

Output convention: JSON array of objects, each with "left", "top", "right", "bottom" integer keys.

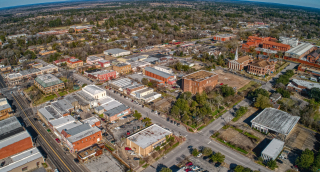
[
  {"left": 208, "top": 141, "right": 211, "bottom": 144},
  {"left": 185, "top": 135, "right": 188, "bottom": 137}
]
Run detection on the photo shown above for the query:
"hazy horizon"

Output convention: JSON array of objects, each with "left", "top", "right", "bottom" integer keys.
[{"left": 0, "top": 0, "right": 319, "bottom": 9}]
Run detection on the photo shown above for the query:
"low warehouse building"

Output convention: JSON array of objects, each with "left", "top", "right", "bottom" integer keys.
[
  {"left": 285, "top": 43, "right": 315, "bottom": 59},
  {"left": 104, "top": 48, "right": 131, "bottom": 57},
  {"left": 251, "top": 108, "right": 300, "bottom": 139},
  {"left": 103, "top": 104, "right": 131, "bottom": 122},
  {"left": 144, "top": 67, "right": 176, "bottom": 85},
  {"left": 126, "top": 124, "right": 172, "bottom": 157},
  {"left": 261, "top": 138, "right": 285, "bottom": 161}
]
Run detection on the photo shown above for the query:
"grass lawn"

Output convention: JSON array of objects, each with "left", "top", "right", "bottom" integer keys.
[
  {"left": 34, "top": 94, "right": 57, "bottom": 105},
  {"left": 60, "top": 77, "right": 69, "bottom": 83},
  {"left": 24, "top": 86, "right": 35, "bottom": 94},
  {"left": 238, "top": 81, "right": 257, "bottom": 92}
]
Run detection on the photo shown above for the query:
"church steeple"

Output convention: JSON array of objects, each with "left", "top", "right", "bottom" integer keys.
[{"left": 235, "top": 47, "right": 238, "bottom": 61}]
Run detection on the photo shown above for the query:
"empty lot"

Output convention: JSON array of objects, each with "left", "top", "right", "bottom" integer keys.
[{"left": 215, "top": 70, "right": 250, "bottom": 90}]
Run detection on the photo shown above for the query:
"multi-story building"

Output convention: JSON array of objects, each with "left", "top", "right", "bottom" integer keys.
[
  {"left": 39, "top": 64, "right": 58, "bottom": 74},
  {"left": 130, "top": 61, "right": 151, "bottom": 72},
  {"left": 126, "top": 124, "right": 172, "bottom": 157},
  {"left": 82, "top": 85, "right": 107, "bottom": 100},
  {"left": 0, "top": 98, "right": 12, "bottom": 120},
  {"left": 54, "top": 57, "right": 75, "bottom": 66},
  {"left": 154, "top": 66, "right": 173, "bottom": 74},
  {"left": 262, "top": 41, "right": 291, "bottom": 52},
  {"left": 0, "top": 117, "right": 33, "bottom": 160},
  {"left": 144, "top": 67, "right": 176, "bottom": 85},
  {"left": 306, "top": 48, "right": 320, "bottom": 63},
  {"left": 32, "top": 63, "right": 43, "bottom": 69},
  {"left": 113, "top": 63, "right": 131, "bottom": 74},
  {"left": 67, "top": 58, "right": 83, "bottom": 68},
  {"left": 134, "top": 88, "right": 154, "bottom": 99},
  {"left": 86, "top": 56, "right": 104, "bottom": 65},
  {"left": 104, "top": 48, "right": 131, "bottom": 57},
  {"left": 247, "top": 60, "right": 275, "bottom": 76},
  {"left": 61, "top": 123, "right": 102, "bottom": 153},
  {"left": 213, "top": 34, "right": 237, "bottom": 42},
  {"left": 182, "top": 70, "right": 219, "bottom": 94},
  {"left": 87, "top": 70, "right": 117, "bottom": 81},
  {"left": 6, "top": 73, "right": 23, "bottom": 86},
  {"left": 285, "top": 43, "right": 316, "bottom": 59},
  {"left": 97, "top": 60, "right": 110, "bottom": 68},
  {"left": 34, "top": 74, "right": 65, "bottom": 94}
]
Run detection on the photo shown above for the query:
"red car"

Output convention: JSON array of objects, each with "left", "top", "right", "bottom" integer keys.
[
  {"left": 55, "top": 138, "right": 60, "bottom": 143},
  {"left": 101, "top": 118, "right": 105, "bottom": 121},
  {"left": 220, "top": 83, "right": 223, "bottom": 85},
  {"left": 186, "top": 162, "right": 193, "bottom": 166},
  {"left": 125, "top": 147, "right": 132, "bottom": 150},
  {"left": 109, "top": 88, "right": 111, "bottom": 90},
  {"left": 185, "top": 169, "right": 192, "bottom": 172}
]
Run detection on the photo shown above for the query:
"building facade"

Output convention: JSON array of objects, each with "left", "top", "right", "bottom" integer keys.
[
  {"left": 247, "top": 60, "right": 275, "bottom": 76},
  {"left": 228, "top": 49, "right": 253, "bottom": 71},
  {"left": 67, "top": 59, "right": 84, "bottom": 68},
  {"left": 285, "top": 43, "right": 316, "bottom": 59},
  {"left": 144, "top": 67, "right": 176, "bottom": 85},
  {"left": 34, "top": 74, "right": 65, "bottom": 94},
  {"left": 113, "top": 63, "right": 131, "bottom": 74},
  {"left": 87, "top": 70, "right": 117, "bottom": 81},
  {"left": 86, "top": 56, "right": 104, "bottom": 65},
  {"left": 182, "top": 70, "right": 219, "bottom": 94},
  {"left": 104, "top": 48, "right": 131, "bottom": 57},
  {"left": 0, "top": 98, "right": 12, "bottom": 120},
  {"left": 213, "top": 34, "right": 237, "bottom": 42},
  {"left": 262, "top": 41, "right": 291, "bottom": 52}
]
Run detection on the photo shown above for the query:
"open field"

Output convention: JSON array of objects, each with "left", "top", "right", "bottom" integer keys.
[
  {"left": 215, "top": 69, "right": 250, "bottom": 90},
  {"left": 286, "top": 126, "right": 320, "bottom": 151}
]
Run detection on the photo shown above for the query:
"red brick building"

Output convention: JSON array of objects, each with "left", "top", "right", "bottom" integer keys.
[
  {"left": 228, "top": 55, "right": 253, "bottom": 71},
  {"left": 144, "top": 67, "right": 176, "bottom": 85},
  {"left": 87, "top": 70, "right": 117, "bottom": 82},
  {"left": 242, "top": 36, "right": 278, "bottom": 50},
  {"left": 262, "top": 41, "right": 291, "bottom": 52},
  {"left": 61, "top": 123, "right": 102, "bottom": 153},
  {"left": 306, "top": 48, "right": 320, "bottom": 63},
  {"left": 247, "top": 60, "right": 275, "bottom": 76},
  {"left": 0, "top": 117, "right": 34, "bottom": 160},
  {"left": 182, "top": 70, "right": 219, "bottom": 94},
  {"left": 103, "top": 104, "right": 131, "bottom": 122}
]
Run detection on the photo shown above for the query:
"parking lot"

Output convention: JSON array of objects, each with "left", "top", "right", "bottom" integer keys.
[
  {"left": 84, "top": 151, "right": 125, "bottom": 172},
  {"left": 189, "top": 156, "right": 229, "bottom": 172}
]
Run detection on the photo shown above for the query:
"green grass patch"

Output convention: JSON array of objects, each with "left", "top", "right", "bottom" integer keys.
[
  {"left": 235, "top": 128, "right": 243, "bottom": 133},
  {"left": 60, "top": 77, "right": 69, "bottom": 83},
  {"left": 188, "top": 128, "right": 194, "bottom": 132},
  {"left": 216, "top": 138, "right": 248, "bottom": 154},
  {"left": 164, "top": 142, "right": 179, "bottom": 154},
  {"left": 58, "top": 91, "right": 68, "bottom": 96},
  {"left": 139, "top": 160, "right": 145, "bottom": 165},
  {"left": 222, "top": 124, "right": 230, "bottom": 130},
  {"left": 211, "top": 132, "right": 220, "bottom": 138},
  {"left": 197, "top": 125, "right": 206, "bottom": 131},
  {"left": 142, "top": 164, "right": 149, "bottom": 168},
  {"left": 34, "top": 94, "right": 57, "bottom": 105},
  {"left": 42, "top": 163, "right": 48, "bottom": 168},
  {"left": 244, "top": 132, "right": 259, "bottom": 141},
  {"left": 105, "top": 144, "right": 115, "bottom": 151},
  {"left": 99, "top": 114, "right": 104, "bottom": 118},
  {"left": 238, "top": 81, "right": 256, "bottom": 92}
]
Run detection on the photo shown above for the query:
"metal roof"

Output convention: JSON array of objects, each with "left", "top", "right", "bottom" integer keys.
[
  {"left": 109, "top": 78, "right": 133, "bottom": 88},
  {"left": 286, "top": 43, "right": 314, "bottom": 56},
  {"left": 38, "top": 105, "right": 62, "bottom": 121},
  {"left": 49, "top": 115, "right": 75, "bottom": 128},
  {"left": 87, "top": 56, "right": 103, "bottom": 61},
  {"left": 135, "top": 87, "right": 153, "bottom": 94},
  {"left": 103, "top": 104, "right": 129, "bottom": 117},
  {"left": 145, "top": 67, "right": 174, "bottom": 79},
  {"left": 67, "top": 125, "right": 100, "bottom": 143},
  {"left": 0, "top": 117, "right": 22, "bottom": 137},
  {"left": 51, "top": 99, "right": 73, "bottom": 115},
  {"left": 65, "top": 123, "right": 91, "bottom": 135},
  {"left": 291, "top": 79, "right": 320, "bottom": 90},
  {"left": 0, "top": 130, "right": 31, "bottom": 150},
  {"left": 7, "top": 73, "right": 22, "bottom": 79},
  {"left": 0, "top": 147, "right": 43, "bottom": 172},
  {"left": 56, "top": 121, "right": 82, "bottom": 133},
  {"left": 143, "top": 57, "right": 159, "bottom": 63},
  {"left": 97, "top": 97, "right": 114, "bottom": 106},
  {"left": 82, "top": 117, "right": 100, "bottom": 126},
  {"left": 262, "top": 138, "right": 285, "bottom": 160},
  {"left": 20, "top": 68, "right": 41, "bottom": 76},
  {"left": 251, "top": 108, "right": 300, "bottom": 135},
  {"left": 0, "top": 98, "right": 11, "bottom": 111},
  {"left": 39, "top": 64, "right": 58, "bottom": 71},
  {"left": 128, "top": 74, "right": 163, "bottom": 83},
  {"left": 104, "top": 48, "right": 130, "bottom": 55},
  {"left": 101, "top": 101, "right": 122, "bottom": 111},
  {"left": 83, "top": 85, "right": 105, "bottom": 96},
  {"left": 76, "top": 90, "right": 95, "bottom": 101},
  {"left": 35, "top": 74, "right": 63, "bottom": 88},
  {"left": 127, "top": 124, "right": 172, "bottom": 149}
]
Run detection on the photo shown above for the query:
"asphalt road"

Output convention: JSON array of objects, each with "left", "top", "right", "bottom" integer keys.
[
  {"left": 104, "top": 88, "right": 271, "bottom": 172},
  {"left": 10, "top": 92, "right": 88, "bottom": 172},
  {"left": 73, "top": 73, "right": 94, "bottom": 85}
]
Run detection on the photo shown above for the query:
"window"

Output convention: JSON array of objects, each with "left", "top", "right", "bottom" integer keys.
[{"left": 22, "top": 167, "right": 28, "bottom": 171}]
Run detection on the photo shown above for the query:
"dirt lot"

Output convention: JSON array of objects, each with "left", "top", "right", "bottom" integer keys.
[
  {"left": 286, "top": 125, "right": 320, "bottom": 151},
  {"left": 214, "top": 70, "right": 250, "bottom": 90}
]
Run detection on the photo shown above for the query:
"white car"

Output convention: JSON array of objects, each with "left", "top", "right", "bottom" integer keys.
[
  {"left": 130, "top": 152, "right": 136, "bottom": 155},
  {"left": 115, "top": 127, "right": 120, "bottom": 130},
  {"left": 111, "top": 121, "right": 116, "bottom": 123},
  {"left": 197, "top": 153, "right": 202, "bottom": 158},
  {"left": 119, "top": 117, "right": 124, "bottom": 120}
]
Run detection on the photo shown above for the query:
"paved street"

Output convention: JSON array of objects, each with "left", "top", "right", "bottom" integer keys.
[
  {"left": 73, "top": 73, "right": 94, "bottom": 85},
  {"left": 104, "top": 88, "right": 271, "bottom": 172}
]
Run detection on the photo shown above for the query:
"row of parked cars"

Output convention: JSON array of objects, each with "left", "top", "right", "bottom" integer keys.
[{"left": 167, "top": 117, "right": 180, "bottom": 126}]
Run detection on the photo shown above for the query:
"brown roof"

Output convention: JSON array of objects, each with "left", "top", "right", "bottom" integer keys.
[
  {"left": 237, "top": 55, "right": 252, "bottom": 63},
  {"left": 250, "top": 60, "right": 273, "bottom": 67},
  {"left": 184, "top": 70, "right": 217, "bottom": 81},
  {"left": 263, "top": 41, "right": 291, "bottom": 48}
]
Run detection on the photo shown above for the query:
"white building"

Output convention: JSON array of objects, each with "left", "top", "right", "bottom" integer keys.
[
  {"left": 154, "top": 66, "right": 173, "bottom": 74},
  {"left": 82, "top": 85, "right": 107, "bottom": 100},
  {"left": 279, "top": 37, "right": 299, "bottom": 48},
  {"left": 261, "top": 138, "right": 285, "bottom": 161},
  {"left": 104, "top": 48, "right": 131, "bottom": 57}
]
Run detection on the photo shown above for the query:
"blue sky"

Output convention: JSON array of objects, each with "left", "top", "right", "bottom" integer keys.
[{"left": 0, "top": 0, "right": 319, "bottom": 9}]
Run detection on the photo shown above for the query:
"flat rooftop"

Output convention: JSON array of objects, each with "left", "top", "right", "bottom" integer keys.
[
  {"left": 262, "top": 138, "right": 285, "bottom": 160},
  {"left": 183, "top": 70, "right": 217, "bottom": 82},
  {"left": 215, "top": 33, "right": 236, "bottom": 38},
  {"left": 0, "top": 98, "right": 11, "bottom": 111},
  {"left": 145, "top": 67, "right": 174, "bottom": 79},
  {"left": 128, "top": 74, "right": 163, "bottom": 83},
  {"left": 127, "top": 124, "right": 172, "bottom": 149},
  {"left": 251, "top": 108, "right": 300, "bottom": 135},
  {"left": 0, "top": 117, "right": 24, "bottom": 141},
  {"left": 51, "top": 99, "right": 73, "bottom": 115},
  {"left": 87, "top": 56, "right": 103, "bottom": 61},
  {"left": 67, "top": 125, "right": 101, "bottom": 143},
  {"left": 83, "top": 85, "right": 105, "bottom": 96},
  {"left": 104, "top": 48, "right": 130, "bottom": 54},
  {"left": 38, "top": 105, "right": 62, "bottom": 121},
  {"left": 35, "top": 74, "right": 63, "bottom": 88},
  {"left": 103, "top": 104, "right": 129, "bottom": 117},
  {"left": 39, "top": 64, "right": 58, "bottom": 71},
  {"left": 292, "top": 79, "right": 320, "bottom": 90},
  {"left": 109, "top": 78, "right": 133, "bottom": 88}
]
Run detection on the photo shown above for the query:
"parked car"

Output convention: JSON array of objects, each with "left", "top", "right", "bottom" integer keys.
[
  {"left": 55, "top": 138, "right": 60, "bottom": 143},
  {"left": 115, "top": 127, "right": 120, "bottom": 130},
  {"left": 125, "top": 147, "right": 132, "bottom": 150},
  {"left": 197, "top": 153, "right": 202, "bottom": 158},
  {"left": 186, "top": 162, "right": 193, "bottom": 166},
  {"left": 215, "top": 162, "right": 221, "bottom": 167},
  {"left": 177, "top": 123, "right": 180, "bottom": 127}
]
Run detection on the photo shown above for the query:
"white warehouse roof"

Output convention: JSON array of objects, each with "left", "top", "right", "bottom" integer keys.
[{"left": 262, "top": 138, "right": 285, "bottom": 160}]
